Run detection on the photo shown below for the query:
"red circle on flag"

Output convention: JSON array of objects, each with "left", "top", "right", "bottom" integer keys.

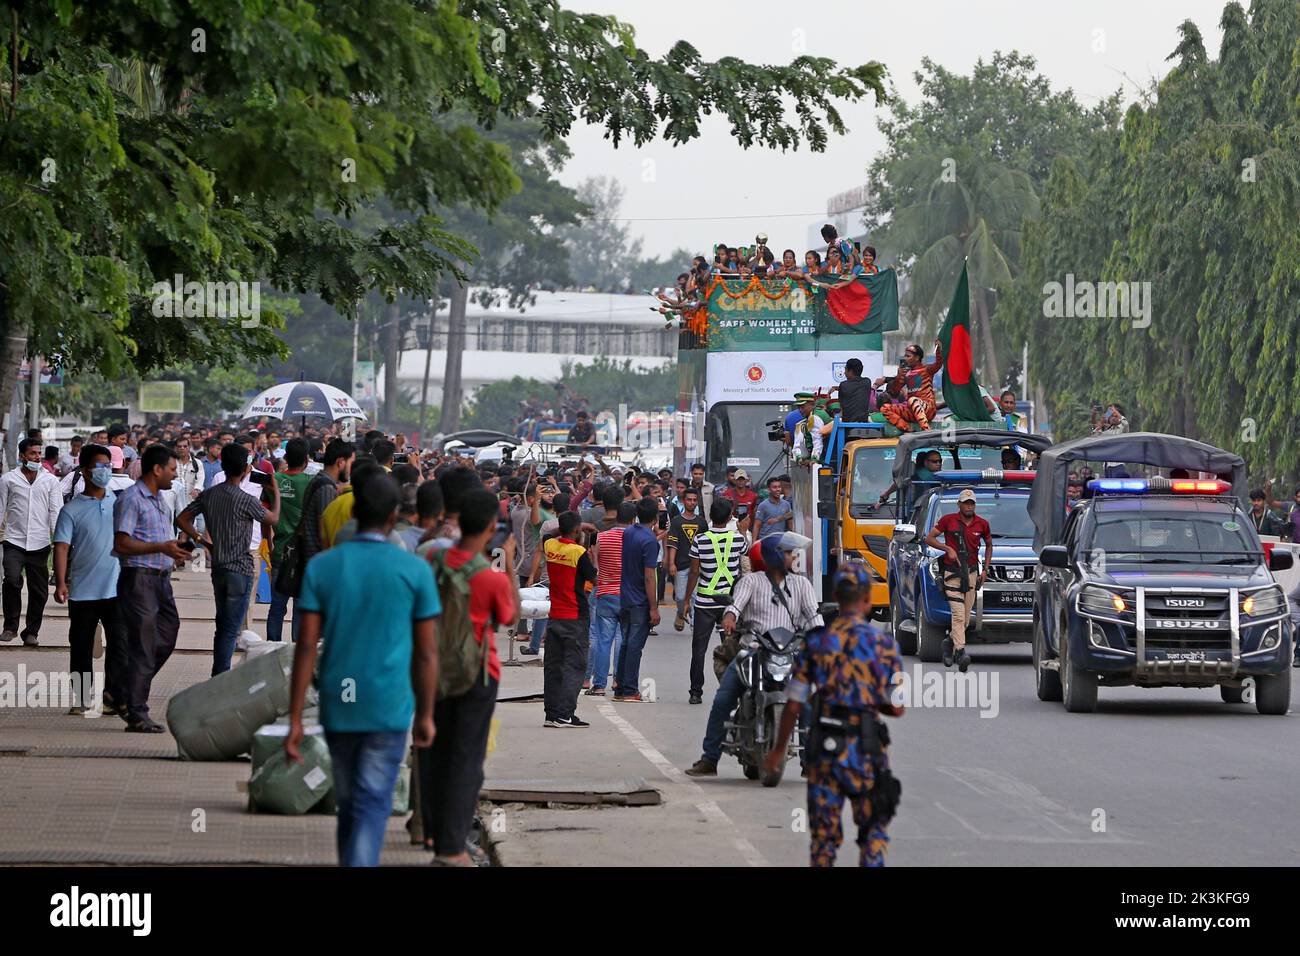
[{"left": 947, "top": 326, "right": 973, "bottom": 385}]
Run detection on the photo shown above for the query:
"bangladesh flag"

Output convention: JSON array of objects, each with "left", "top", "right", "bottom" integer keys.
[
  {"left": 937, "top": 264, "right": 995, "bottom": 421},
  {"left": 810, "top": 268, "right": 900, "bottom": 335}
]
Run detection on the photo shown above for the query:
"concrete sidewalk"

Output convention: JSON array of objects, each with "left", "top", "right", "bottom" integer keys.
[{"left": 0, "top": 569, "right": 724, "bottom": 866}]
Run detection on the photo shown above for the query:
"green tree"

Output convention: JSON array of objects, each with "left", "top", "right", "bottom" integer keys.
[
  {"left": 866, "top": 52, "right": 1119, "bottom": 383},
  {"left": 1, "top": 1, "right": 886, "bottom": 428},
  {"left": 556, "top": 176, "right": 643, "bottom": 291},
  {"left": 1001, "top": 2, "right": 1300, "bottom": 478}
]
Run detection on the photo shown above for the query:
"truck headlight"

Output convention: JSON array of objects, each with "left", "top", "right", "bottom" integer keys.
[
  {"left": 1258, "top": 625, "right": 1281, "bottom": 652},
  {"left": 1242, "top": 587, "right": 1285, "bottom": 618},
  {"left": 1079, "top": 585, "right": 1128, "bottom": 618}
]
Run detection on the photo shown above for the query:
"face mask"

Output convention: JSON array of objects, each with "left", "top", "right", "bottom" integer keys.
[
  {"left": 246, "top": 454, "right": 254, "bottom": 466},
  {"left": 23, "top": 461, "right": 40, "bottom": 472},
  {"left": 90, "top": 467, "right": 112, "bottom": 489}
]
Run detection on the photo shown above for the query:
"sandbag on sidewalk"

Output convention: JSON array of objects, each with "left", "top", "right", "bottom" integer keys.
[
  {"left": 248, "top": 722, "right": 333, "bottom": 815},
  {"left": 168, "top": 642, "right": 298, "bottom": 760}
]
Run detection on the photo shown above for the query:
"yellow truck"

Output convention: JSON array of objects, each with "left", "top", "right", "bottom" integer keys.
[{"left": 791, "top": 419, "right": 900, "bottom": 621}]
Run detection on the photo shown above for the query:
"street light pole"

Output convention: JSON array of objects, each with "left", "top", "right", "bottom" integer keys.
[{"left": 28, "top": 355, "right": 41, "bottom": 432}]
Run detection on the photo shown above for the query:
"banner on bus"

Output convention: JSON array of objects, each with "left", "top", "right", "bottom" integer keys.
[
  {"left": 704, "top": 272, "right": 898, "bottom": 351},
  {"left": 705, "top": 351, "right": 884, "bottom": 406}
]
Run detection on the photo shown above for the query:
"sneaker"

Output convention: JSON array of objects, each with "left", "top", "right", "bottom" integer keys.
[
  {"left": 101, "top": 693, "right": 127, "bottom": 718},
  {"left": 956, "top": 648, "right": 971, "bottom": 673},
  {"left": 125, "top": 718, "right": 165, "bottom": 734},
  {"left": 612, "top": 692, "right": 643, "bottom": 703},
  {"left": 519, "top": 647, "right": 539, "bottom": 656},
  {"left": 0, "top": 630, "right": 16, "bottom": 642},
  {"left": 543, "top": 717, "right": 560, "bottom": 728},
  {"left": 941, "top": 637, "right": 954, "bottom": 668},
  {"left": 554, "top": 715, "right": 590, "bottom": 728},
  {"left": 20, "top": 633, "right": 38, "bottom": 648},
  {"left": 67, "top": 706, "right": 87, "bottom": 716},
  {"left": 584, "top": 687, "right": 606, "bottom": 696},
  {"left": 684, "top": 758, "right": 717, "bottom": 777},
  {"left": 688, "top": 692, "right": 703, "bottom": 705},
  {"left": 649, "top": 628, "right": 659, "bottom": 636}
]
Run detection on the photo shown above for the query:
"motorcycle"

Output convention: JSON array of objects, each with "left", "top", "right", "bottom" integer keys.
[{"left": 721, "top": 624, "right": 807, "bottom": 786}]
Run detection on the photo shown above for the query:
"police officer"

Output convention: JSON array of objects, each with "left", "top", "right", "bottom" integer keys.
[{"left": 764, "top": 564, "right": 904, "bottom": 867}]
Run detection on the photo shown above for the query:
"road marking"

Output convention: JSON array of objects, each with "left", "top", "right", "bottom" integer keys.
[{"left": 595, "top": 700, "right": 769, "bottom": 867}]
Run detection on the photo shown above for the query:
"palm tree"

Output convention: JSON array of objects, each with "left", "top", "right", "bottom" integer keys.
[{"left": 880, "top": 147, "right": 1039, "bottom": 385}]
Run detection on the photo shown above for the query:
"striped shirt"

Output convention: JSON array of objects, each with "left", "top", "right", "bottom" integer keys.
[
  {"left": 113, "top": 480, "right": 176, "bottom": 571},
  {"left": 182, "top": 480, "right": 269, "bottom": 575},
  {"left": 689, "top": 527, "right": 747, "bottom": 609},
  {"left": 724, "top": 571, "right": 823, "bottom": 635},
  {"left": 595, "top": 526, "right": 625, "bottom": 597}
]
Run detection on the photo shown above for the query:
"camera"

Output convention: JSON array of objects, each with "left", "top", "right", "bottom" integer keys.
[
  {"left": 248, "top": 470, "right": 271, "bottom": 487},
  {"left": 766, "top": 418, "right": 785, "bottom": 443}
]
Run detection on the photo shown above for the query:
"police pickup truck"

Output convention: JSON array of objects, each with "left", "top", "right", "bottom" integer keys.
[
  {"left": 889, "top": 471, "right": 1039, "bottom": 660},
  {"left": 1028, "top": 433, "right": 1294, "bottom": 714}
]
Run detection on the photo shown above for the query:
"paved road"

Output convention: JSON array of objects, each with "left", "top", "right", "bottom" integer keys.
[{"left": 576, "top": 614, "right": 1300, "bottom": 866}]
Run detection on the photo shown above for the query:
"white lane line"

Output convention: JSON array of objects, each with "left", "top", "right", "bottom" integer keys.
[{"left": 596, "top": 700, "right": 769, "bottom": 868}]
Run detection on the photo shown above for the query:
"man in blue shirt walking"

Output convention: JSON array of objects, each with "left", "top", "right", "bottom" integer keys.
[
  {"left": 53, "top": 444, "right": 127, "bottom": 715},
  {"left": 285, "top": 472, "right": 440, "bottom": 867},
  {"left": 613, "top": 498, "right": 661, "bottom": 702}
]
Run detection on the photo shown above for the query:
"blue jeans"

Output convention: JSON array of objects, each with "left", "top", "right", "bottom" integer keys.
[
  {"left": 587, "top": 594, "right": 621, "bottom": 689},
  {"left": 615, "top": 603, "right": 651, "bottom": 696},
  {"left": 211, "top": 569, "right": 253, "bottom": 676},
  {"left": 265, "top": 567, "right": 299, "bottom": 642},
  {"left": 528, "top": 616, "right": 549, "bottom": 653},
  {"left": 702, "top": 657, "right": 745, "bottom": 763},
  {"left": 325, "top": 730, "right": 408, "bottom": 867}
]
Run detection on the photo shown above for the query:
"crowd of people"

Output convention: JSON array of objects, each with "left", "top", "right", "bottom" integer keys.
[
  {"left": 2, "top": 414, "right": 849, "bottom": 866},
  {"left": 651, "top": 224, "right": 879, "bottom": 326}
]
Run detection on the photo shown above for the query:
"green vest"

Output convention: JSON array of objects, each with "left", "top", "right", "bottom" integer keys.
[{"left": 697, "top": 529, "right": 738, "bottom": 596}]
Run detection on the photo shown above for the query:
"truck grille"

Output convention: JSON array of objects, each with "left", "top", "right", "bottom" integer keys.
[
  {"left": 1143, "top": 591, "right": 1232, "bottom": 652},
  {"left": 987, "top": 564, "right": 1033, "bottom": 583}
]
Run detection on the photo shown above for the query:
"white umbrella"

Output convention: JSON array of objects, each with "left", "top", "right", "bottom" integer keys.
[{"left": 241, "top": 381, "right": 365, "bottom": 424}]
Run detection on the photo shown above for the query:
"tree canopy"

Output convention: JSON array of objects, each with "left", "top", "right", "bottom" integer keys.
[
  {"left": 0, "top": 0, "right": 887, "bottom": 423},
  {"left": 999, "top": 0, "right": 1300, "bottom": 477}
]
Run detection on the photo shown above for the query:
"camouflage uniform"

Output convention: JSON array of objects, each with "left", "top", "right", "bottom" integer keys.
[{"left": 787, "top": 595, "right": 901, "bottom": 867}]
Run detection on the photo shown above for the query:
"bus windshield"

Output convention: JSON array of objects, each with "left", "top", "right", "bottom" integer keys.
[{"left": 704, "top": 403, "right": 786, "bottom": 486}]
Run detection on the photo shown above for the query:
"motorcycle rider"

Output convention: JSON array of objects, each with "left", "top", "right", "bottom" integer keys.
[
  {"left": 764, "top": 564, "right": 904, "bottom": 866},
  {"left": 684, "top": 534, "right": 822, "bottom": 777}
]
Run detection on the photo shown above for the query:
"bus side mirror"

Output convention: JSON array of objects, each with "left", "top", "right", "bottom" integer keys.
[
  {"left": 893, "top": 524, "right": 917, "bottom": 543},
  {"left": 1040, "top": 545, "right": 1069, "bottom": 569},
  {"left": 1268, "top": 548, "right": 1294, "bottom": 572},
  {"left": 817, "top": 501, "right": 836, "bottom": 519}
]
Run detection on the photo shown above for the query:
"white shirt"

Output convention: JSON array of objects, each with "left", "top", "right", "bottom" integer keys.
[
  {"left": 304, "top": 460, "right": 323, "bottom": 476},
  {"left": 168, "top": 456, "right": 206, "bottom": 519},
  {"left": 0, "top": 467, "right": 63, "bottom": 551}
]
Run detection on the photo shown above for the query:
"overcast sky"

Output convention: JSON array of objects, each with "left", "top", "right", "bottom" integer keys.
[{"left": 557, "top": 0, "right": 1231, "bottom": 258}]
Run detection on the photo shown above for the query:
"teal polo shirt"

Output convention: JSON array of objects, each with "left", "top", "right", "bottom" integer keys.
[
  {"left": 53, "top": 492, "right": 120, "bottom": 601},
  {"left": 298, "top": 535, "right": 442, "bottom": 733}
]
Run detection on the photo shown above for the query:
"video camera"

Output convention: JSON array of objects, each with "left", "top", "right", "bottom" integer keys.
[{"left": 766, "top": 418, "right": 786, "bottom": 443}]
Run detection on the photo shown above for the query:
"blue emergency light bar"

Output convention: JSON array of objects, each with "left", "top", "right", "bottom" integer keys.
[
  {"left": 1086, "top": 478, "right": 1232, "bottom": 495},
  {"left": 933, "top": 469, "right": 1036, "bottom": 483}
]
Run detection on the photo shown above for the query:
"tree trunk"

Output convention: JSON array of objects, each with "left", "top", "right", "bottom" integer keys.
[
  {"left": 438, "top": 272, "right": 468, "bottom": 434},
  {"left": 0, "top": 294, "right": 28, "bottom": 458},
  {"left": 975, "top": 288, "right": 1000, "bottom": 389},
  {"left": 381, "top": 300, "right": 400, "bottom": 427}
]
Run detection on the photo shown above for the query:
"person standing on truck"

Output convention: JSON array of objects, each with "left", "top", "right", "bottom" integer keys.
[
  {"left": 834, "top": 358, "right": 875, "bottom": 424},
  {"left": 924, "top": 489, "right": 992, "bottom": 672},
  {"left": 1247, "top": 489, "right": 1288, "bottom": 537}
]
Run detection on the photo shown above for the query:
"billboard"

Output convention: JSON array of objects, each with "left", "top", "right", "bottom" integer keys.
[{"left": 138, "top": 381, "right": 185, "bottom": 413}]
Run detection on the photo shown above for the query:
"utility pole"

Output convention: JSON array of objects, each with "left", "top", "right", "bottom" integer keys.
[
  {"left": 28, "top": 354, "right": 41, "bottom": 431},
  {"left": 418, "top": 292, "right": 440, "bottom": 444}
]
